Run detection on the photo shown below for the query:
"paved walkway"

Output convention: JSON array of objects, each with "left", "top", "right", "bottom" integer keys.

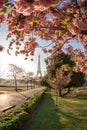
[{"left": 0, "top": 87, "right": 45, "bottom": 110}]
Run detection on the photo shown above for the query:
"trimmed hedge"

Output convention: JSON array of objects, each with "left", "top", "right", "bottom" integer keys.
[{"left": 0, "top": 88, "right": 46, "bottom": 130}]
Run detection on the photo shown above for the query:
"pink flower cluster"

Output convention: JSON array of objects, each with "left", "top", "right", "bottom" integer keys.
[
  {"left": 69, "top": 25, "right": 78, "bottom": 35},
  {"left": 42, "top": 48, "right": 48, "bottom": 53},
  {"left": 0, "top": 0, "right": 5, "bottom": 11},
  {"left": 0, "top": 14, "right": 5, "bottom": 23},
  {"left": 14, "top": 0, "right": 59, "bottom": 16},
  {"left": 24, "top": 38, "right": 38, "bottom": 53},
  {"left": 66, "top": 45, "right": 73, "bottom": 54},
  {"left": 73, "top": 19, "right": 87, "bottom": 30},
  {"left": 68, "top": 48, "right": 87, "bottom": 74},
  {"left": 0, "top": 45, "right": 4, "bottom": 51}
]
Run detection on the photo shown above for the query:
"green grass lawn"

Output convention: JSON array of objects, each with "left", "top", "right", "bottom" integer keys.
[{"left": 21, "top": 89, "right": 87, "bottom": 130}]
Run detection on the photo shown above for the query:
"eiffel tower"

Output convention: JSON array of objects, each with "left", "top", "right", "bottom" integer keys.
[{"left": 36, "top": 55, "right": 42, "bottom": 78}]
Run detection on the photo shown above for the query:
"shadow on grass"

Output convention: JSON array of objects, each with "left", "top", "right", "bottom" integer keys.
[
  {"left": 58, "top": 109, "right": 87, "bottom": 129},
  {"left": 22, "top": 92, "right": 64, "bottom": 130},
  {"left": 21, "top": 90, "right": 87, "bottom": 130},
  {"left": 76, "top": 93, "right": 87, "bottom": 100}
]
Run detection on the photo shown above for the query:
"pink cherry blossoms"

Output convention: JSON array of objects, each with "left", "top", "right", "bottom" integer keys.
[
  {"left": 0, "top": 0, "right": 5, "bottom": 11},
  {"left": 0, "top": 0, "right": 87, "bottom": 74},
  {"left": 14, "top": 0, "right": 60, "bottom": 16}
]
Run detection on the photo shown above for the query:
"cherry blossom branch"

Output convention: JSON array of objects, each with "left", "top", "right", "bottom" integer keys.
[{"left": 39, "top": 43, "right": 52, "bottom": 48}]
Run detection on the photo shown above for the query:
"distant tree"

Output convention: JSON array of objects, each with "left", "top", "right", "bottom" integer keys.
[
  {"left": 40, "top": 75, "right": 50, "bottom": 88},
  {"left": 48, "top": 66, "right": 72, "bottom": 107},
  {"left": 66, "top": 71, "right": 85, "bottom": 93},
  {"left": 46, "top": 53, "right": 75, "bottom": 108},
  {"left": 22, "top": 72, "right": 35, "bottom": 90},
  {"left": 21, "top": 73, "right": 29, "bottom": 90},
  {"left": 9, "top": 64, "right": 24, "bottom": 92},
  {"left": 47, "top": 52, "right": 74, "bottom": 78},
  {"left": 47, "top": 53, "right": 74, "bottom": 96}
]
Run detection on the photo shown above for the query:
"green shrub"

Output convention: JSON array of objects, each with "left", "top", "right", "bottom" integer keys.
[{"left": 0, "top": 88, "right": 46, "bottom": 130}]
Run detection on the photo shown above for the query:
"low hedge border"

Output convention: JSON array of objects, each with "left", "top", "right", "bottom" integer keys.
[{"left": 0, "top": 88, "right": 46, "bottom": 130}]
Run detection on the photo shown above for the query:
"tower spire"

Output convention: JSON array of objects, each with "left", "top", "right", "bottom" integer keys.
[{"left": 37, "top": 55, "right": 42, "bottom": 78}]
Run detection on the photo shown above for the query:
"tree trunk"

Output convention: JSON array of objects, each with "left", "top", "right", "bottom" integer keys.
[
  {"left": 31, "top": 82, "right": 32, "bottom": 89},
  {"left": 59, "top": 88, "right": 62, "bottom": 97},
  {"left": 67, "top": 87, "right": 71, "bottom": 93},
  {"left": 27, "top": 82, "right": 28, "bottom": 90},
  {"left": 15, "top": 78, "right": 18, "bottom": 92},
  {"left": 56, "top": 89, "right": 59, "bottom": 108}
]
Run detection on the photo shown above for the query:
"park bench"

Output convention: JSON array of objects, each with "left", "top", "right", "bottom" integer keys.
[{"left": 0, "top": 104, "right": 16, "bottom": 114}]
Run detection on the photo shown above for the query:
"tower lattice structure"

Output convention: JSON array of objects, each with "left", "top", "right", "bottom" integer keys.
[{"left": 36, "top": 55, "right": 42, "bottom": 78}]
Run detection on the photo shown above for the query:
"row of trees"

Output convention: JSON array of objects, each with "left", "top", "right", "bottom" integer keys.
[{"left": 8, "top": 64, "right": 37, "bottom": 92}]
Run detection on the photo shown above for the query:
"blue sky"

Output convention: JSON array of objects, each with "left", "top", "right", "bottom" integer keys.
[{"left": 65, "top": 39, "right": 84, "bottom": 51}]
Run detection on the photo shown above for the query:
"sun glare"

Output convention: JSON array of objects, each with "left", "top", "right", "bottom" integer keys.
[
  {"left": 0, "top": 94, "right": 8, "bottom": 100},
  {"left": 0, "top": 48, "right": 45, "bottom": 78}
]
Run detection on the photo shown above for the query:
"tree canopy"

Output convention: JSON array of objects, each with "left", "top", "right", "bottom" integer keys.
[
  {"left": 67, "top": 71, "right": 85, "bottom": 88},
  {"left": 9, "top": 64, "right": 24, "bottom": 91},
  {"left": 47, "top": 52, "right": 75, "bottom": 78},
  {"left": 0, "top": 0, "right": 87, "bottom": 73},
  {"left": 46, "top": 52, "right": 85, "bottom": 96}
]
